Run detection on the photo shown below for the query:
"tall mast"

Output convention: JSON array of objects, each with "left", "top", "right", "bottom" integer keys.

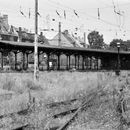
[{"left": 34, "top": 0, "right": 39, "bottom": 81}]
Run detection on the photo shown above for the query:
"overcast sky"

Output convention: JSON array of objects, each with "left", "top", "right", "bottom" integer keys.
[{"left": 0, "top": 0, "right": 130, "bottom": 44}]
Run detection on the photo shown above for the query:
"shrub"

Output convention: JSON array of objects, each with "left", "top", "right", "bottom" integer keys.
[
  {"left": 23, "top": 80, "right": 42, "bottom": 91},
  {"left": 2, "top": 78, "right": 15, "bottom": 91}
]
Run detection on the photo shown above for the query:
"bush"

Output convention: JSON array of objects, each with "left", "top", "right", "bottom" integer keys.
[
  {"left": 24, "top": 80, "right": 42, "bottom": 91},
  {"left": 2, "top": 78, "right": 15, "bottom": 91}
]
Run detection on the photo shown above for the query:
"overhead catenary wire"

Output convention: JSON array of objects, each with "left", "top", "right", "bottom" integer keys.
[
  {"left": 17, "top": 0, "right": 126, "bottom": 31},
  {"left": 112, "top": 0, "right": 120, "bottom": 31},
  {"left": 20, "top": 6, "right": 26, "bottom": 17},
  {"left": 1, "top": 0, "right": 130, "bottom": 41},
  {"left": 47, "top": 0, "right": 120, "bottom": 28},
  {"left": 116, "top": 0, "right": 122, "bottom": 29},
  {"left": 116, "top": 0, "right": 120, "bottom": 13},
  {"left": 98, "top": 8, "right": 100, "bottom": 19},
  {"left": 114, "top": 0, "right": 126, "bottom": 38},
  {"left": 18, "top": 2, "right": 126, "bottom": 40},
  {"left": 98, "top": 0, "right": 112, "bottom": 7},
  {"left": 45, "top": 0, "right": 129, "bottom": 40},
  {"left": 111, "top": 0, "right": 124, "bottom": 38}
]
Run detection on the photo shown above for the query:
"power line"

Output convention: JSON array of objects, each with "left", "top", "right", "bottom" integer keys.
[
  {"left": 97, "top": 1, "right": 130, "bottom": 9},
  {"left": 5, "top": 0, "right": 127, "bottom": 30},
  {"left": 47, "top": 0, "right": 119, "bottom": 28},
  {"left": 112, "top": 0, "right": 119, "bottom": 28},
  {"left": 1, "top": 0, "right": 130, "bottom": 40}
]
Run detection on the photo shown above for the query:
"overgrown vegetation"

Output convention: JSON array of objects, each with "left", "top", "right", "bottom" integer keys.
[
  {"left": 0, "top": 71, "right": 130, "bottom": 129},
  {"left": 67, "top": 72, "right": 130, "bottom": 130}
]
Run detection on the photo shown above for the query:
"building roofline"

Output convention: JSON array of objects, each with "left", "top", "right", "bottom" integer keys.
[{"left": 0, "top": 40, "right": 129, "bottom": 55}]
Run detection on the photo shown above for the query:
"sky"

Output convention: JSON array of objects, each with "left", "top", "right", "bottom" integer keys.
[{"left": 0, "top": 0, "right": 130, "bottom": 44}]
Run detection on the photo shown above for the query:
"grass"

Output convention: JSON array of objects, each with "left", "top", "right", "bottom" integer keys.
[{"left": 0, "top": 71, "right": 130, "bottom": 129}]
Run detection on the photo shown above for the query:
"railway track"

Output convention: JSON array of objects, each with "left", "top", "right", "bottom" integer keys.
[
  {"left": 0, "top": 98, "right": 77, "bottom": 130},
  {"left": 0, "top": 75, "right": 117, "bottom": 130},
  {"left": 0, "top": 108, "right": 29, "bottom": 119},
  {"left": 12, "top": 124, "right": 29, "bottom": 130},
  {"left": 44, "top": 89, "right": 110, "bottom": 130},
  {"left": 0, "top": 93, "right": 106, "bottom": 130},
  {"left": 0, "top": 106, "right": 32, "bottom": 130},
  {"left": 46, "top": 98, "right": 78, "bottom": 109},
  {"left": 44, "top": 76, "right": 118, "bottom": 130}
]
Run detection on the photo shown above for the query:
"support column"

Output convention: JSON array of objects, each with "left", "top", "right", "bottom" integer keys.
[
  {"left": 78, "top": 55, "right": 80, "bottom": 70},
  {"left": 84, "top": 56, "right": 86, "bottom": 70},
  {"left": 22, "top": 52, "right": 25, "bottom": 70},
  {"left": 1, "top": 52, "right": 3, "bottom": 69},
  {"left": 47, "top": 53, "right": 50, "bottom": 71},
  {"left": 69, "top": 55, "right": 70, "bottom": 70},
  {"left": 14, "top": 52, "right": 17, "bottom": 70},
  {"left": 66, "top": 55, "right": 69, "bottom": 70},
  {"left": 100, "top": 57, "right": 103, "bottom": 70},
  {"left": 94, "top": 57, "right": 96, "bottom": 70},
  {"left": 90, "top": 56, "right": 92, "bottom": 70},
  {"left": 26, "top": 53, "right": 29, "bottom": 69},
  {"left": 97, "top": 58, "right": 98, "bottom": 70},
  {"left": 75, "top": 54, "right": 77, "bottom": 69},
  {"left": 87, "top": 57, "right": 89, "bottom": 69},
  {"left": 85, "top": 56, "right": 88, "bottom": 70},
  {"left": 38, "top": 52, "right": 40, "bottom": 67},
  {"left": 57, "top": 53, "right": 60, "bottom": 70},
  {"left": 82, "top": 55, "right": 84, "bottom": 70},
  {"left": 98, "top": 58, "right": 101, "bottom": 70}
]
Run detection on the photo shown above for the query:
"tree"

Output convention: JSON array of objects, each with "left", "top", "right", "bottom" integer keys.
[
  {"left": 87, "top": 31, "right": 104, "bottom": 49},
  {"left": 109, "top": 39, "right": 128, "bottom": 51},
  {"left": 124, "top": 40, "right": 130, "bottom": 50}
]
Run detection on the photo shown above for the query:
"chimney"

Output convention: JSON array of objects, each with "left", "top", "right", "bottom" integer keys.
[
  {"left": 39, "top": 32, "right": 44, "bottom": 43},
  {"left": 3, "top": 15, "right": 8, "bottom": 24},
  {"left": 18, "top": 27, "right": 22, "bottom": 42},
  {"left": 3, "top": 15, "right": 9, "bottom": 31},
  {"left": 40, "top": 32, "right": 43, "bottom": 36},
  {"left": 83, "top": 32, "right": 87, "bottom": 48},
  {"left": 63, "top": 30, "right": 69, "bottom": 35}
]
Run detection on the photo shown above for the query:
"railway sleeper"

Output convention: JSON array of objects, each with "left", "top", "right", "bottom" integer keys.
[
  {"left": 12, "top": 124, "right": 29, "bottom": 130},
  {"left": 47, "top": 96, "right": 110, "bottom": 130},
  {"left": 0, "top": 108, "right": 29, "bottom": 119},
  {"left": 46, "top": 98, "right": 78, "bottom": 108}
]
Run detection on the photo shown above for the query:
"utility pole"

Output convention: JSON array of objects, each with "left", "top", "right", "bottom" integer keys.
[
  {"left": 58, "top": 22, "right": 61, "bottom": 46},
  {"left": 34, "top": 0, "right": 39, "bottom": 81}
]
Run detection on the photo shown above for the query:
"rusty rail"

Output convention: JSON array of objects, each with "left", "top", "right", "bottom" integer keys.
[
  {"left": 46, "top": 98, "right": 78, "bottom": 108},
  {"left": 0, "top": 108, "right": 29, "bottom": 119},
  {"left": 0, "top": 108, "right": 30, "bottom": 130},
  {"left": 52, "top": 87, "right": 110, "bottom": 130},
  {"left": 12, "top": 124, "right": 29, "bottom": 130},
  {"left": 57, "top": 95, "right": 96, "bottom": 130}
]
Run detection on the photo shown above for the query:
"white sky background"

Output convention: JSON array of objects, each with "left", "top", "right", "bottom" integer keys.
[{"left": 0, "top": 0, "right": 130, "bottom": 44}]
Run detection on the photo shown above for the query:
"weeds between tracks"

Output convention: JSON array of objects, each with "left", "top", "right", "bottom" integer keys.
[
  {"left": 44, "top": 74, "right": 117, "bottom": 130},
  {"left": 45, "top": 72, "right": 130, "bottom": 130},
  {"left": 1, "top": 71, "right": 130, "bottom": 129}
]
